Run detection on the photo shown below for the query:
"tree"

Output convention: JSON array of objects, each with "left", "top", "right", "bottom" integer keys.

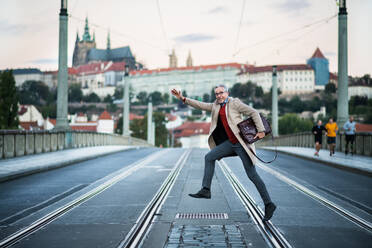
[
  {"left": 0, "top": 70, "right": 19, "bottom": 129},
  {"left": 163, "top": 93, "right": 170, "bottom": 104},
  {"left": 136, "top": 91, "right": 148, "bottom": 105},
  {"left": 83, "top": 92, "right": 101, "bottom": 102},
  {"left": 325, "top": 83, "right": 336, "bottom": 94},
  {"left": 279, "top": 113, "right": 313, "bottom": 135},
  {"left": 68, "top": 84, "right": 83, "bottom": 102},
  {"left": 113, "top": 86, "right": 123, "bottom": 100},
  {"left": 202, "top": 93, "right": 210, "bottom": 102},
  {"left": 18, "top": 80, "right": 50, "bottom": 105},
  {"left": 255, "top": 86, "right": 264, "bottom": 98},
  {"left": 149, "top": 91, "right": 163, "bottom": 105},
  {"left": 103, "top": 94, "right": 113, "bottom": 103}
]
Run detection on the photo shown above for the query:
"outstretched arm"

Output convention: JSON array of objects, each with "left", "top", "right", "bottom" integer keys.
[{"left": 171, "top": 89, "right": 213, "bottom": 112}]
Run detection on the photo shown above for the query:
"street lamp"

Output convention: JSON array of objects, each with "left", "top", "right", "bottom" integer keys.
[
  {"left": 122, "top": 64, "right": 130, "bottom": 136},
  {"left": 272, "top": 65, "right": 278, "bottom": 137}
]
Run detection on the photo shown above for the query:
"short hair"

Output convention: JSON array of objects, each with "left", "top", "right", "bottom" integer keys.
[{"left": 214, "top": 84, "right": 229, "bottom": 93}]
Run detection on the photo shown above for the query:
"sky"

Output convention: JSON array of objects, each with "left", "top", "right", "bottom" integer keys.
[{"left": 0, "top": 0, "right": 371, "bottom": 77}]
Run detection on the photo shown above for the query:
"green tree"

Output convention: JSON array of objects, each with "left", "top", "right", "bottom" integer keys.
[
  {"left": 202, "top": 93, "right": 210, "bottom": 102},
  {"left": 136, "top": 91, "right": 148, "bottom": 105},
  {"left": 325, "top": 83, "right": 336, "bottom": 94},
  {"left": 83, "top": 93, "right": 101, "bottom": 102},
  {"left": 18, "top": 80, "right": 50, "bottom": 105},
  {"left": 149, "top": 91, "right": 163, "bottom": 105},
  {"left": 279, "top": 113, "right": 313, "bottom": 135},
  {"left": 68, "top": 84, "right": 83, "bottom": 102},
  {"left": 0, "top": 71, "right": 19, "bottom": 129},
  {"left": 163, "top": 93, "right": 170, "bottom": 104},
  {"left": 103, "top": 94, "right": 113, "bottom": 103},
  {"left": 113, "top": 86, "right": 123, "bottom": 100}
]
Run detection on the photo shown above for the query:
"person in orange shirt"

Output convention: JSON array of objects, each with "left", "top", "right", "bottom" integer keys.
[{"left": 325, "top": 117, "right": 338, "bottom": 156}]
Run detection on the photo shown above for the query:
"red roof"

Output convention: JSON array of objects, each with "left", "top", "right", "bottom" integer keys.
[
  {"left": 311, "top": 47, "right": 326, "bottom": 59},
  {"left": 242, "top": 64, "right": 313, "bottom": 74},
  {"left": 99, "top": 110, "right": 112, "bottom": 120},
  {"left": 356, "top": 123, "right": 372, "bottom": 133},
  {"left": 330, "top": 72, "right": 338, "bottom": 80},
  {"left": 173, "top": 122, "right": 211, "bottom": 138},
  {"left": 130, "top": 63, "right": 243, "bottom": 76},
  {"left": 43, "top": 67, "right": 77, "bottom": 75},
  {"left": 129, "top": 113, "right": 144, "bottom": 120},
  {"left": 48, "top": 118, "right": 56, "bottom": 125},
  {"left": 19, "top": 121, "right": 42, "bottom": 131},
  {"left": 166, "top": 113, "right": 177, "bottom": 121},
  {"left": 18, "top": 105, "right": 28, "bottom": 116},
  {"left": 75, "top": 61, "right": 125, "bottom": 75},
  {"left": 70, "top": 125, "right": 97, "bottom": 132}
]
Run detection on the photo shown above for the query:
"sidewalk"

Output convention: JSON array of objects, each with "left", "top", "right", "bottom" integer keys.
[
  {"left": 261, "top": 146, "right": 372, "bottom": 176},
  {"left": 0, "top": 146, "right": 137, "bottom": 183}
]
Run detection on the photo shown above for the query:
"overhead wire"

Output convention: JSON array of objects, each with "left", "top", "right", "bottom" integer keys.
[
  {"left": 233, "top": 13, "right": 337, "bottom": 57},
  {"left": 233, "top": 0, "right": 247, "bottom": 57},
  {"left": 156, "top": 0, "right": 171, "bottom": 54}
]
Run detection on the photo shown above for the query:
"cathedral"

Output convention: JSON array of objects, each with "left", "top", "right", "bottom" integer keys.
[{"left": 72, "top": 18, "right": 139, "bottom": 69}]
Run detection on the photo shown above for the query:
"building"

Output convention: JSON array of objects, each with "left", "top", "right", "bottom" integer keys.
[
  {"left": 11, "top": 68, "right": 43, "bottom": 87},
  {"left": 129, "top": 63, "right": 242, "bottom": 98},
  {"left": 72, "top": 17, "right": 138, "bottom": 69},
  {"left": 75, "top": 61, "right": 126, "bottom": 98},
  {"left": 96, "top": 110, "right": 114, "bottom": 133},
  {"left": 173, "top": 122, "right": 210, "bottom": 148},
  {"left": 306, "top": 47, "right": 330, "bottom": 89},
  {"left": 238, "top": 64, "right": 315, "bottom": 95},
  {"left": 349, "top": 86, "right": 372, "bottom": 100}
]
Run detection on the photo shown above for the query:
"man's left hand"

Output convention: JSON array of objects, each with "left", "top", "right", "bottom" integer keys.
[{"left": 254, "top": 132, "right": 265, "bottom": 140}]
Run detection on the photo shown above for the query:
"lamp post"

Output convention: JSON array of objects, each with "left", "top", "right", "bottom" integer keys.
[
  {"left": 55, "top": 0, "right": 69, "bottom": 130},
  {"left": 272, "top": 65, "right": 278, "bottom": 137},
  {"left": 122, "top": 64, "right": 130, "bottom": 136},
  {"left": 337, "top": 0, "right": 348, "bottom": 126}
]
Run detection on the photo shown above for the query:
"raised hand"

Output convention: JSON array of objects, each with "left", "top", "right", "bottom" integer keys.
[{"left": 171, "top": 89, "right": 183, "bottom": 100}]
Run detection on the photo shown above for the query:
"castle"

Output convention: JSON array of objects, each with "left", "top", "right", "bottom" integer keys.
[{"left": 72, "top": 17, "right": 139, "bottom": 69}]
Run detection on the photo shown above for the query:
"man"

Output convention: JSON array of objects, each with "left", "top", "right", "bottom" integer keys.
[
  {"left": 171, "top": 85, "right": 276, "bottom": 222},
  {"left": 312, "top": 120, "right": 326, "bottom": 156},
  {"left": 325, "top": 117, "right": 338, "bottom": 156},
  {"left": 343, "top": 116, "right": 357, "bottom": 155}
]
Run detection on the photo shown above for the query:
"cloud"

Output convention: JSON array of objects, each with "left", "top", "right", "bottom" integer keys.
[
  {"left": 0, "top": 19, "right": 28, "bottom": 35},
  {"left": 274, "top": 0, "right": 311, "bottom": 13},
  {"left": 28, "top": 58, "right": 58, "bottom": 64},
  {"left": 206, "top": 6, "right": 228, "bottom": 15},
  {"left": 174, "top": 33, "right": 218, "bottom": 43}
]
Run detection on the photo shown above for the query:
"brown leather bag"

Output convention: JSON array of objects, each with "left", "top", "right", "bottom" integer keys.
[{"left": 237, "top": 114, "right": 277, "bottom": 163}]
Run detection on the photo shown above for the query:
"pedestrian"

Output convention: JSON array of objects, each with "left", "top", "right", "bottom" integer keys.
[
  {"left": 312, "top": 120, "right": 326, "bottom": 156},
  {"left": 325, "top": 117, "right": 338, "bottom": 156},
  {"left": 171, "top": 85, "right": 276, "bottom": 221},
  {"left": 343, "top": 116, "right": 357, "bottom": 155}
]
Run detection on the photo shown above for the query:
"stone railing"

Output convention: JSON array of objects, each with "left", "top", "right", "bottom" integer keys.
[
  {"left": 0, "top": 130, "right": 151, "bottom": 159},
  {"left": 256, "top": 131, "right": 372, "bottom": 157}
]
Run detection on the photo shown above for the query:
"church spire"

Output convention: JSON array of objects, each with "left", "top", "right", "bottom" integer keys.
[
  {"left": 107, "top": 30, "right": 111, "bottom": 50},
  {"left": 186, "top": 50, "right": 193, "bottom": 67},
  {"left": 82, "top": 17, "right": 91, "bottom": 41},
  {"left": 75, "top": 30, "right": 80, "bottom": 43},
  {"left": 169, "top": 49, "right": 177, "bottom": 68}
]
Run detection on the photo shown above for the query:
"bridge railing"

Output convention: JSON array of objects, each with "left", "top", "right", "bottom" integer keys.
[
  {"left": 0, "top": 130, "right": 151, "bottom": 159},
  {"left": 256, "top": 131, "right": 372, "bottom": 157}
]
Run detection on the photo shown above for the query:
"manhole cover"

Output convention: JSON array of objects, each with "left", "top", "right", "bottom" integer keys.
[{"left": 175, "top": 213, "right": 228, "bottom": 219}]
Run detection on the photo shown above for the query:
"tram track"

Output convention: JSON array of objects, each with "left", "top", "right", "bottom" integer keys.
[
  {"left": 218, "top": 160, "right": 293, "bottom": 248},
  {"left": 0, "top": 149, "right": 168, "bottom": 248},
  {"left": 117, "top": 149, "right": 191, "bottom": 248},
  {"left": 256, "top": 161, "right": 372, "bottom": 234}
]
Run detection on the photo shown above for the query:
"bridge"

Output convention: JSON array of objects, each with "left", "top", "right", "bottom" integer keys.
[{"left": 0, "top": 130, "right": 371, "bottom": 247}]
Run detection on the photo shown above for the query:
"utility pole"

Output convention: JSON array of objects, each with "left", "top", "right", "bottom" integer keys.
[
  {"left": 55, "top": 0, "right": 69, "bottom": 130},
  {"left": 122, "top": 64, "right": 130, "bottom": 136},
  {"left": 271, "top": 65, "right": 278, "bottom": 137},
  {"left": 147, "top": 98, "right": 153, "bottom": 145},
  {"left": 337, "top": 0, "right": 349, "bottom": 126}
]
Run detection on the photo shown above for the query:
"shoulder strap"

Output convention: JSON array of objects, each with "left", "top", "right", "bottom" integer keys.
[{"left": 248, "top": 134, "right": 278, "bottom": 164}]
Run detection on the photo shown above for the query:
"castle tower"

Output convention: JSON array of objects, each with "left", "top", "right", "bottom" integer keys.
[
  {"left": 306, "top": 47, "right": 330, "bottom": 87},
  {"left": 72, "top": 17, "right": 97, "bottom": 67},
  {"left": 186, "top": 50, "right": 193, "bottom": 67},
  {"left": 169, "top": 49, "right": 177, "bottom": 68},
  {"left": 107, "top": 31, "right": 111, "bottom": 50}
]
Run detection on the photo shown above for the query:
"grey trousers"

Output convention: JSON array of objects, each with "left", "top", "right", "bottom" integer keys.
[{"left": 202, "top": 140, "right": 272, "bottom": 205}]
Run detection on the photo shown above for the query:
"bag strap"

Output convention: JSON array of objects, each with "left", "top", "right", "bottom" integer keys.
[{"left": 248, "top": 134, "right": 278, "bottom": 163}]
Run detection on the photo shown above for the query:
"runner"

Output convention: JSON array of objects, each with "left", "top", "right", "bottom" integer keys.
[
  {"left": 325, "top": 117, "right": 338, "bottom": 156},
  {"left": 343, "top": 116, "right": 357, "bottom": 155},
  {"left": 312, "top": 120, "right": 326, "bottom": 156}
]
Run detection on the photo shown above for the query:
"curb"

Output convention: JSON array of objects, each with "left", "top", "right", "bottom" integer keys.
[
  {"left": 0, "top": 147, "right": 139, "bottom": 183},
  {"left": 260, "top": 148, "right": 372, "bottom": 178}
]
